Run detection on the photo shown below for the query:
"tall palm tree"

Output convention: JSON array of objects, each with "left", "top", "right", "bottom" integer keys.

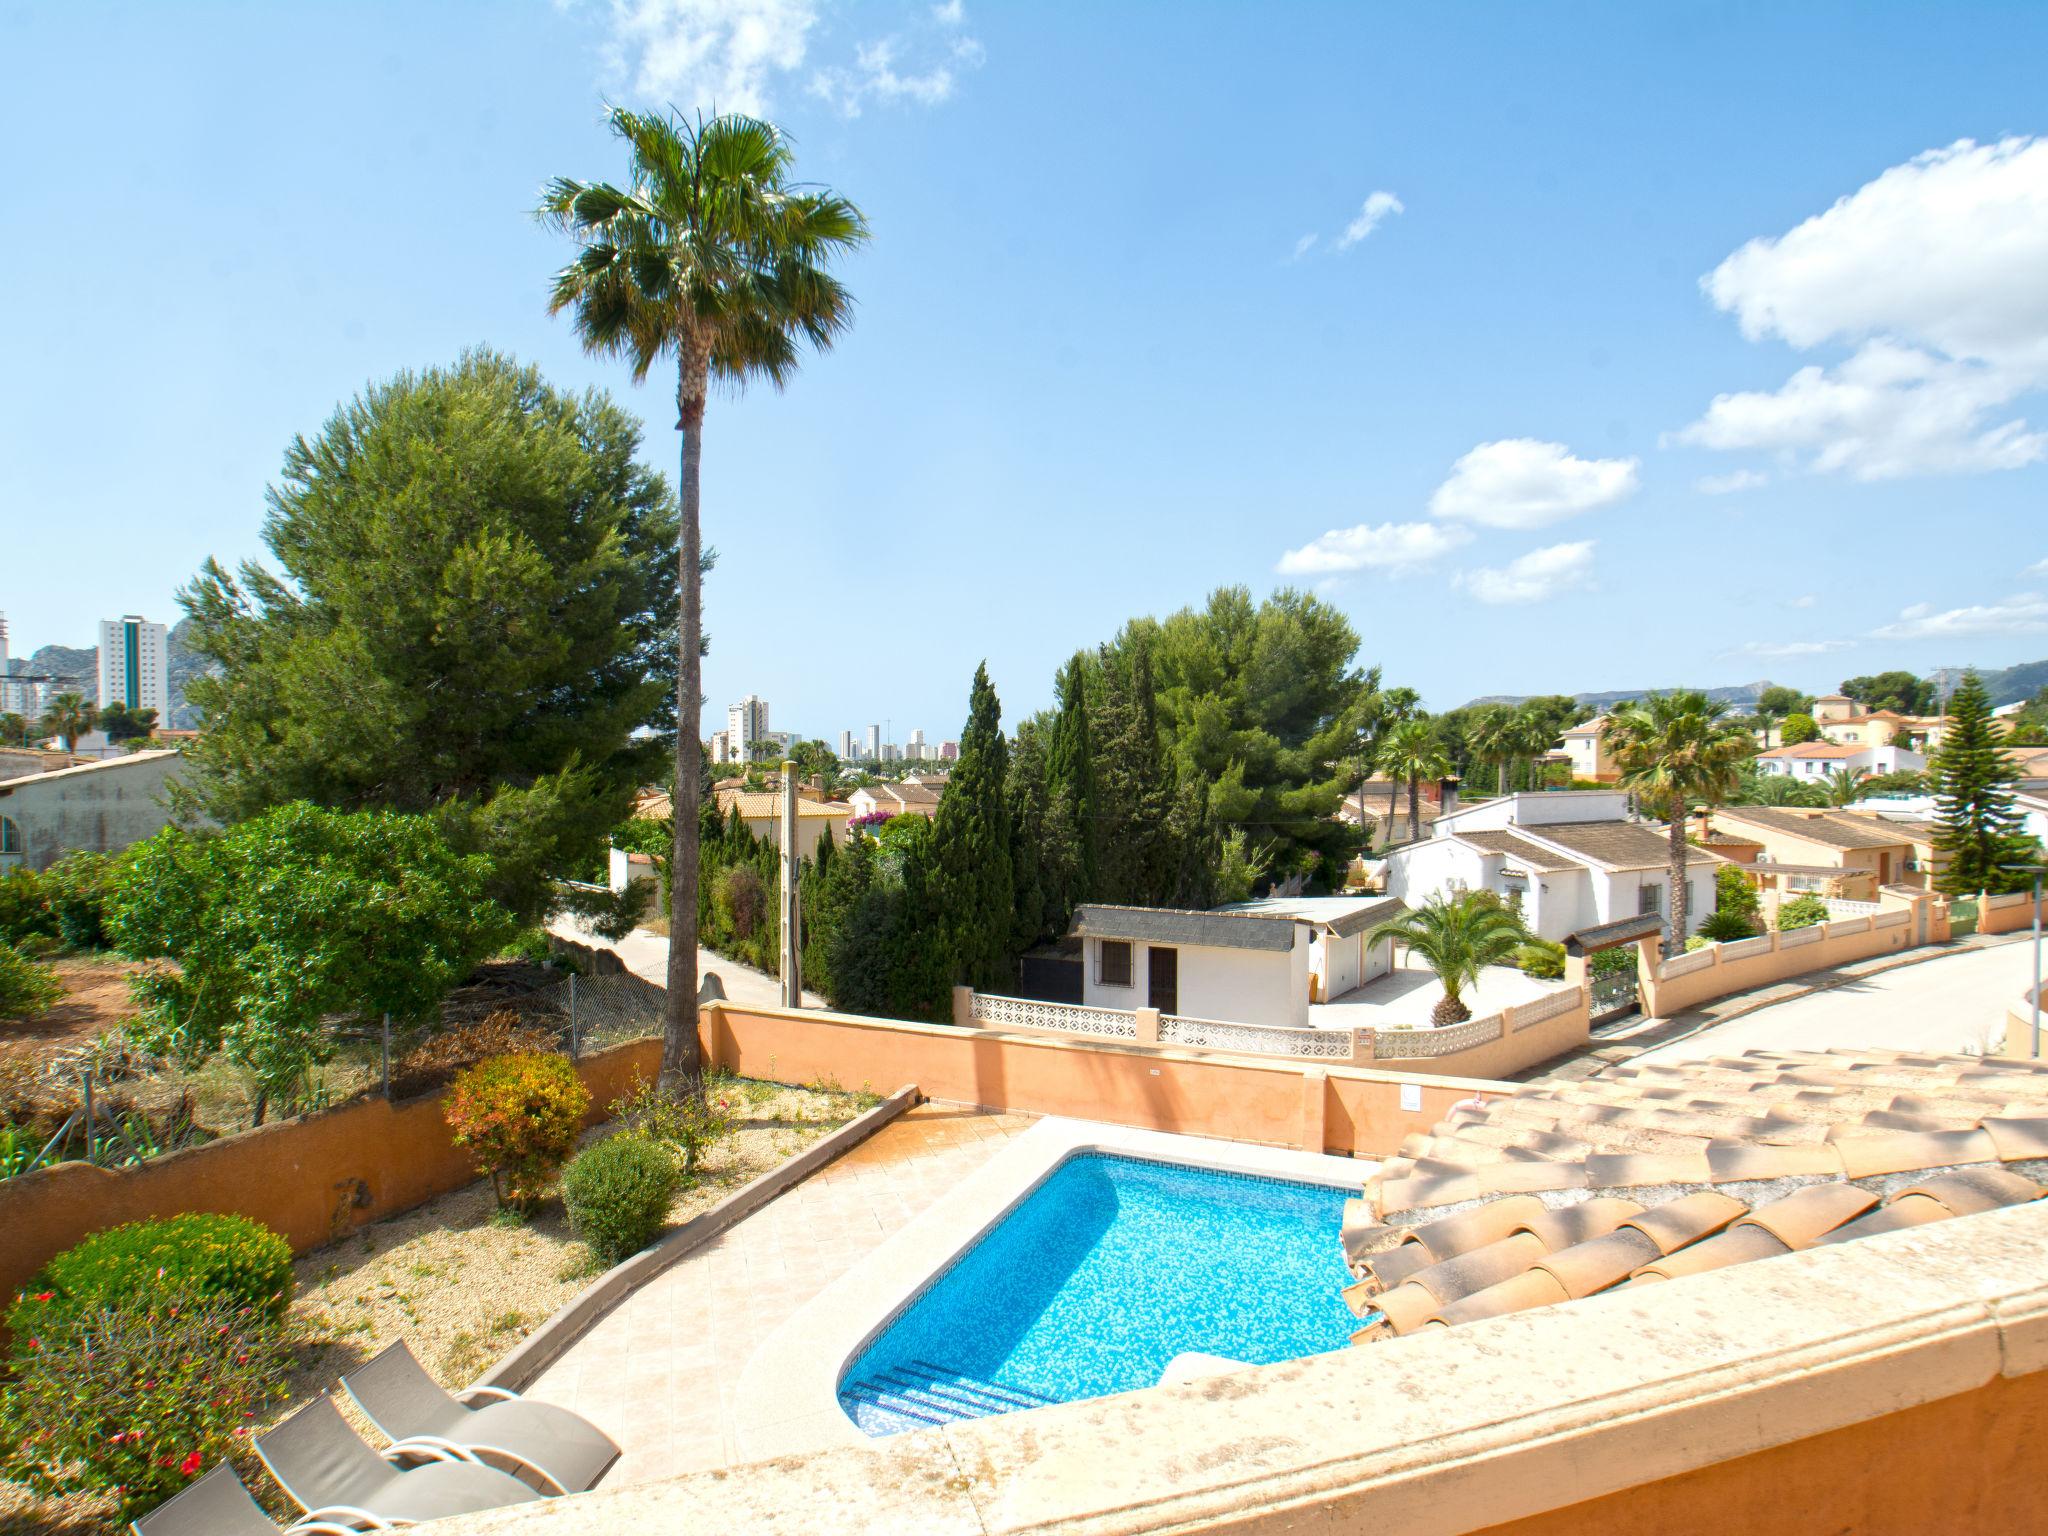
[
  {"left": 40, "top": 692, "right": 95, "bottom": 752},
  {"left": 1508, "top": 704, "right": 1558, "bottom": 792},
  {"left": 1467, "top": 704, "right": 1514, "bottom": 795},
  {"left": 1378, "top": 719, "right": 1450, "bottom": 844},
  {"left": 1602, "top": 691, "right": 1753, "bottom": 957},
  {"left": 541, "top": 109, "right": 868, "bottom": 1092},
  {"left": 1367, "top": 892, "right": 1529, "bottom": 1025},
  {"left": 1823, "top": 768, "right": 1867, "bottom": 807}
]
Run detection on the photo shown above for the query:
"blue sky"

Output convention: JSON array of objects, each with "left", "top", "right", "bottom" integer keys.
[{"left": 3, "top": 1, "right": 2045, "bottom": 745}]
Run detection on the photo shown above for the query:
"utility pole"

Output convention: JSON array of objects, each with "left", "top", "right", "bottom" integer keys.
[{"left": 780, "top": 759, "right": 802, "bottom": 1008}]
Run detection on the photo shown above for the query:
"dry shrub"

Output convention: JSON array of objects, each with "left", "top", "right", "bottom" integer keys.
[{"left": 391, "top": 1009, "right": 558, "bottom": 1100}]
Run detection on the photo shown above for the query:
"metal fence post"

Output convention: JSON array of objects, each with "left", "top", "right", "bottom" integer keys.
[
  {"left": 569, "top": 972, "right": 580, "bottom": 1060},
  {"left": 381, "top": 1013, "right": 392, "bottom": 1098}
]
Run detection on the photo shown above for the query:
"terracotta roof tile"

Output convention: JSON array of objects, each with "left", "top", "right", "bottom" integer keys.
[
  {"left": 1811, "top": 1192, "right": 1957, "bottom": 1243},
  {"left": 1369, "top": 1281, "right": 1444, "bottom": 1335},
  {"left": 1398, "top": 1194, "right": 1550, "bottom": 1262},
  {"left": 1518, "top": 1197, "right": 1645, "bottom": 1250},
  {"left": 1583, "top": 1151, "right": 1715, "bottom": 1187},
  {"left": 1983, "top": 1117, "right": 2048, "bottom": 1162},
  {"left": 1532, "top": 1227, "right": 1663, "bottom": 1298},
  {"left": 1889, "top": 1167, "right": 2044, "bottom": 1214},
  {"left": 1830, "top": 1128, "right": 2000, "bottom": 1178},
  {"left": 1399, "top": 1232, "right": 1550, "bottom": 1307},
  {"left": 1471, "top": 1161, "right": 1593, "bottom": 1197},
  {"left": 1704, "top": 1142, "right": 1847, "bottom": 1182},
  {"left": 1634, "top": 1223, "right": 1791, "bottom": 1281},
  {"left": 1433, "top": 1267, "right": 1572, "bottom": 1327},
  {"left": 1362, "top": 1244, "right": 1435, "bottom": 1292},
  {"left": 1735, "top": 1183, "right": 1879, "bottom": 1247},
  {"left": 1620, "top": 1191, "right": 1747, "bottom": 1253}
]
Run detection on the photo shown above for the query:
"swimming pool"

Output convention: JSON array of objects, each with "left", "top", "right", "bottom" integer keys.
[{"left": 837, "top": 1152, "right": 1356, "bottom": 1435}]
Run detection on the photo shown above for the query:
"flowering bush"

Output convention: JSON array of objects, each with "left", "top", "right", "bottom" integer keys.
[
  {"left": 8, "top": 1213, "right": 293, "bottom": 1340},
  {"left": 609, "top": 1076, "right": 736, "bottom": 1175},
  {"left": 444, "top": 1052, "right": 589, "bottom": 1208},
  {"left": 0, "top": 1292, "right": 293, "bottom": 1516},
  {"left": 561, "top": 1132, "right": 681, "bottom": 1266}
]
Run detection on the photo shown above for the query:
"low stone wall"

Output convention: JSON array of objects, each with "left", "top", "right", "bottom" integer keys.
[
  {"left": 1362, "top": 987, "right": 1589, "bottom": 1080},
  {"left": 705, "top": 1001, "right": 1503, "bottom": 1160},
  {"left": 2005, "top": 982, "right": 2045, "bottom": 1061},
  {"left": 0, "top": 1036, "right": 661, "bottom": 1313},
  {"left": 1639, "top": 888, "right": 1937, "bottom": 1017}
]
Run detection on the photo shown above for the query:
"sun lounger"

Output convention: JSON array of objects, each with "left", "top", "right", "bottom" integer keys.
[
  {"left": 130, "top": 1461, "right": 388, "bottom": 1535},
  {"left": 254, "top": 1395, "right": 545, "bottom": 1527}
]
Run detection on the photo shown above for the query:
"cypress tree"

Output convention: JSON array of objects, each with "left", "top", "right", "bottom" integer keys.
[
  {"left": 1092, "top": 637, "right": 1177, "bottom": 905},
  {"left": 1006, "top": 720, "right": 1053, "bottom": 953},
  {"left": 1931, "top": 671, "right": 2035, "bottom": 894},
  {"left": 1045, "top": 653, "right": 1097, "bottom": 915},
  {"left": 932, "top": 663, "right": 1016, "bottom": 992}
]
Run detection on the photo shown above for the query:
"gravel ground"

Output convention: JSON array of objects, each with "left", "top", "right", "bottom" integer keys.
[{"left": 0, "top": 1075, "right": 876, "bottom": 1536}]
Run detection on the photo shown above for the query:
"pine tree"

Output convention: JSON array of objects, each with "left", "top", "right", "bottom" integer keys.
[
  {"left": 931, "top": 664, "right": 1015, "bottom": 991},
  {"left": 1092, "top": 638, "right": 1178, "bottom": 904},
  {"left": 1930, "top": 671, "right": 2036, "bottom": 895}
]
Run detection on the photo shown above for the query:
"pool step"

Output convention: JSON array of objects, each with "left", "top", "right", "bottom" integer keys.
[{"left": 841, "top": 1361, "right": 1057, "bottom": 1433}]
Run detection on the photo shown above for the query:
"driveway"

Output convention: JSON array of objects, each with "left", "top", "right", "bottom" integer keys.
[
  {"left": 1624, "top": 941, "right": 2033, "bottom": 1068},
  {"left": 547, "top": 917, "right": 825, "bottom": 1010},
  {"left": 1310, "top": 954, "right": 1551, "bottom": 1030}
]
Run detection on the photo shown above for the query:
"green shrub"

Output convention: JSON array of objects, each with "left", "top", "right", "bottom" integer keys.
[
  {"left": 0, "top": 1293, "right": 292, "bottom": 1516},
  {"left": 610, "top": 1077, "right": 737, "bottom": 1175},
  {"left": 561, "top": 1132, "right": 681, "bottom": 1266},
  {"left": 1512, "top": 939, "right": 1566, "bottom": 980},
  {"left": 1777, "top": 894, "right": 1830, "bottom": 931},
  {"left": 1589, "top": 946, "right": 1637, "bottom": 978},
  {"left": 0, "top": 868, "right": 56, "bottom": 945},
  {"left": 444, "top": 1052, "right": 590, "bottom": 1208},
  {"left": 8, "top": 1213, "right": 294, "bottom": 1339},
  {"left": 44, "top": 851, "right": 125, "bottom": 949},
  {"left": 1697, "top": 905, "right": 1759, "bottom": 942},
  {"left": 0, "top": 937, "right": 62, "bottom": 1018}
]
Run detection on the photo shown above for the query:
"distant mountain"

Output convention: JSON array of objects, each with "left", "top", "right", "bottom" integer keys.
[
  {"left": 1936, "top": 660, "right": 2048, "bottom": 708},
  {"left": 165, "top": 617, "right": 213, "bottom": 728},
  {"left": 1463, "top": 680, "right": 1774, "bottom": 713}
]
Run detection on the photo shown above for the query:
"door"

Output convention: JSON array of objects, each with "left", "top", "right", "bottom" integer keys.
[{"left": 1147, "top": 946, "right": 1179, "bottom": 1016}]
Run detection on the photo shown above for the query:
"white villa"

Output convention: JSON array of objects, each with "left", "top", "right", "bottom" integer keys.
[
  {"left": 1752, "top": 740, "right": 1927, "bottom": 783},
  {"left": 1070, "top": 895, "right": 1403, "bottom": 1028},
  {"left": 1383, "top": 789, "right": 1719, "bottom": 943}
]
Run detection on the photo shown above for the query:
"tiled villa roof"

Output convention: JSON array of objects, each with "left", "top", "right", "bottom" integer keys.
[
  {"left": 1338, "top": 1048, "right": 2048, "bottom": 1342},
  {"left": 1520, "top": 820, "right": 1716, "bottom": 871},
  {"left": 1451, "top": 829, "right": 1579, "bottom": 873},
  {"left": 1070, "top": 904, "right": 1297, "bottom": 952},
  {"left": 1756, "top": 741, "right": 1869, "bottom": 760},
  {"left": 1715, "top": 806, "right": 1911, "bottom": 851}
]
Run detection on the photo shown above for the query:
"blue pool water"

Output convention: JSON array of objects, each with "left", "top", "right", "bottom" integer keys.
[{"left": 837, "top": 1153, "right": 1356, "bottom": 1435}]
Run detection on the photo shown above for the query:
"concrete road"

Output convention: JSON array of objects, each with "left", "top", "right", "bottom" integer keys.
[{"left": 1626, "top": 941, "right": 2037, "bottom": 1068}]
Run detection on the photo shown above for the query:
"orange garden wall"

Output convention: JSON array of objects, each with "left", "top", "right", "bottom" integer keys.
[
  {"left": 1, "top": 1003, "right": 1504, "bottom": 1315},
  {"left": 1980, "top": 889, "right": 2048, "bottom": 937},
  {"left": 1638, "top": 888, "right": 1941, "bottom": 1017},
  {"left": 0, "top": 1037, "right": 662, "bottom": 1313}
]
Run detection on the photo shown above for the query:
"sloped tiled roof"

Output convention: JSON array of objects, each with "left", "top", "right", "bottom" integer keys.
[
  {"left": 1070, "top": 904, "right": 1299, "bottom": 952},
  {"left": 716, "top": 791, "right": 850, "bottom": 819},
  {"left": 1520, "top": 820, "right": 1716, "bottom": 871},
  {"left": 1452, "top": 829, "right": 1580, "bottom": 873},
  {"left": 1338, "top": 1047, "right": 2048, "bottom": 1343},
  {"left": 1757, "top": 741, "right": 1869, "bottom": 760},
  {"left": 1715, "top": 805, "right": 1912, "bottom": 851}
]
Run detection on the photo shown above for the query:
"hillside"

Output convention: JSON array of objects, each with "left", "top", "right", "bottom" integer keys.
[
  {"left": 1472, "top": 660, "right": 2048, "bottom": 714},
  {"left": 1464, "top": 680, "right": 1772, "bottom": 712},
  {"left": 4, "top": 620, "right": 213, "bottom": 728}
]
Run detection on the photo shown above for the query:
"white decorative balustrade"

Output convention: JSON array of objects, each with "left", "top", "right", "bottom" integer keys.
[
  {"left": 1369, "top": 1015, "right": 1505, "bottom": 1060},
  {"left": 1158, "top": 1014, "right": 1352, "bottom": 1059},
  {"left": 1509, "top": 986, "right": 1585, "bottom": 1028},
  {"left": 969, "top": 994, "right": 1138, "bottom": 1039}
]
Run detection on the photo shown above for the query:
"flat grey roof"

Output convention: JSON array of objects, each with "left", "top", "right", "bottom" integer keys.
[
  {"left": 1070, "top": 904, "right": 1299, "bottom": 953},
  {"left": 1214, "top": 894, "right": 1407, "bottom": 939}
]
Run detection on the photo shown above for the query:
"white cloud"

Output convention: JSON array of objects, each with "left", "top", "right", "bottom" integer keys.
[
  {"left": 1695, "top": 469, "right": 1768, "bottom": 495},
  {"left": 1290, "top": 233, "right": 1318, "bottom": 262},
  {"left": 1869, "top": 592, "right": 2048, "bottom": 640},
  {"left": 1729, "top": 638, "right": 1854, "bottom": 658},
  {"left": 2027, "top": 558, "right": 2048, "bottom": 577},
  {"left": 1678, "top": 137, "right": 2048, "bottom": 479},
  {"left": 1457, "top": 541, "right": 1596, "bottom": 605},
  {"left": 578, "top": 0, "right": 980, "bottom": 118},
  {"left": 1428, "top": 439, "right": 1640, "bottom": 529},
  {"left": 1276, "top": 520, "right": 1470, "bottom": 576},
  {"left": 587, "top": 0, "right": 818, "bottom": 114},
  {"left": 1789, "top": 593, "right": 1817, "bottom": 608},
  {"left": 1337, "top": 191, "right": 1404, "bottom": 249}
]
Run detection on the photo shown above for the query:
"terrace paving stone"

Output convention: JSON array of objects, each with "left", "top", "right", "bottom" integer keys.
[{"left": 521, "top": 1102, "right": 1034, "bottom": 1488}]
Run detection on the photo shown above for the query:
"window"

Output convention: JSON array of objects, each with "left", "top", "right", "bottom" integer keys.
[
  {"left": 1638, "top": 883, "right": 1664, "bottom": 916},
  {"left": 1096, "top": 939, "right": 1133, "bottom": 988},
  {"left": 0, "top": 816, "right": 15, "bottom": 855}
]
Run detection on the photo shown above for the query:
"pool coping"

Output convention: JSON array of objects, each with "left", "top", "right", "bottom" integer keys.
[{"left": 730, "top": 1115, "right": 1376, "bottom": 1463}]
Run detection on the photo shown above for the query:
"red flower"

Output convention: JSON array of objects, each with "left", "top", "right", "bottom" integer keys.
[
  {"left": 32, "top": 1291, "right": 53, "bottom": 1302},
  {"left": 181, "top": 1451, "right": 204, "bottom": 1477}
]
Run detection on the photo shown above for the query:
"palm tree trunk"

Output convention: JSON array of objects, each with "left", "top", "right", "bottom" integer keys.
[
  {"left": 1408, "top": 774, "right": 1422, "bottom": 843},
  {"left": 1496, "top": 758, "right": 1507, "bottom": 796},
  {"left": 663, "top": 347, "right": 709, "bottom": 1095},
  {"left": 1386, "top": 775, "right": 1401, "bottom": 850},
  {"left": 1665, "top": 810, "right": 1688, "bottom": 959}
]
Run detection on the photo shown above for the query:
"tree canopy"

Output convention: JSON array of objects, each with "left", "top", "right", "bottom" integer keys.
[
  {"left": 1929, "top": 671, "right": 2036, "bottom": 894},
  {"left": 1842, "top": 671, "right": 1937, "bottom": 715},
  {"left": 177, "top": 349, "right": 681, "bottom": 924}
]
